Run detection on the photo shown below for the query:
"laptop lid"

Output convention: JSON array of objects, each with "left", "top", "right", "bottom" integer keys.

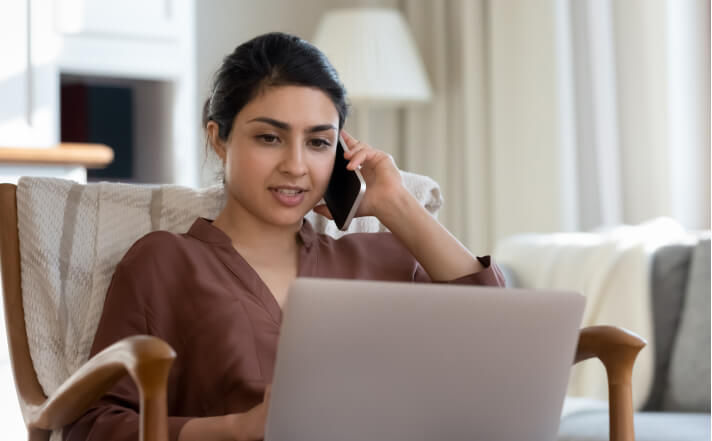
[{"left": 265, "top": 278, "right": 585, "bottom": 441}]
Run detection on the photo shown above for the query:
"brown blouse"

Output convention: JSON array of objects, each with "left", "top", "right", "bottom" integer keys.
[{"left": 63, "top": 217, "right": 504, "bottom": 441}]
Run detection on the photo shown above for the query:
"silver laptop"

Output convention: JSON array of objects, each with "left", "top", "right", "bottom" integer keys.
[{"left": 265, "top": 278, "right": 585, "bottom": 441}]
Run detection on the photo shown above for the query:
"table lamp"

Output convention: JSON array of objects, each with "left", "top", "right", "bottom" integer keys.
[{"left": 313, "top": 8, "right": 432, "bottom": 140}]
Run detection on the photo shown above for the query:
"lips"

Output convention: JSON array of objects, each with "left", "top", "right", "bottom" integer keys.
[
  {"left": 273, "top": 188, "right": 303, "bottom": 195},
  {"left": 269, "top": 185, "right": 307, "bottom": 194},
  {"left": 269, "top": 186, "right": 307, "bottom": 207}
]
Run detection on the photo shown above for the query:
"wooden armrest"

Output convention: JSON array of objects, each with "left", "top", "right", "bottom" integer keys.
[
  {"left": 26, "top": 335, "right": 176, "bottom": 441},
  {"left": 574, "top": 325, "right": 647, "bottom": 441}
]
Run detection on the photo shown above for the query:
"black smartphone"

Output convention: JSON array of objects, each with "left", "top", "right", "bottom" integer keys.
[{"left": 323, "top": 136, "right": 366, "bottom": 231}]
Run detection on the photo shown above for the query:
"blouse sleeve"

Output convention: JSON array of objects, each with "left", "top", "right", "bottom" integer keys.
[
  {"left": 62, "top": 259, "right": 192, "bottom": 441},
  {"left": 412, "top": 255, "right": 506, "bottom": 287}
]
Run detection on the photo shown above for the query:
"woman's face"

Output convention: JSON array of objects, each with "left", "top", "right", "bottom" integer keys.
[{"left": 211, "top": 85, "right": 339, "bottom": 229}]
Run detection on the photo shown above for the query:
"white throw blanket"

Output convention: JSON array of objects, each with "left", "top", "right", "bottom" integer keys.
[
  {"left": 16, "top": 172, "right": 441, "bottom": 440},
  {"left": 494, "top": 218, "right": 692, "bottom": 412}
]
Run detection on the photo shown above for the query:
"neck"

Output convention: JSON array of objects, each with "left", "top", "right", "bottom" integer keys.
[{"left": 212, "top": 201, "right": 301, "bottom": 257}]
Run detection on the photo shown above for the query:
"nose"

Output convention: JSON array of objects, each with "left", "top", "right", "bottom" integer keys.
[{"left": 278, "top": 142, "right": 308, "bottom": 177}]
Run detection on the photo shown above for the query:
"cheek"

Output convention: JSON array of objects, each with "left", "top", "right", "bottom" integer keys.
[
  {"left": 225, "top": 148, "right": 262, "bottom": 183},
  {"left": 313, "top": 156, "right": 335, "bottom": 189},
  {"left": 223, "top": 157, "right": 242, "bottom": 188}
]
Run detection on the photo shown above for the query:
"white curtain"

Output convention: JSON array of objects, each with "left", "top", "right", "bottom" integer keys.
[
  {"left": 398, "top": 0, "right": 492, "bottom": 253},
  {"left": 391, "top": 0, "right": 709, "bottom": 253},
  {"left": 571, "top": 0, "right": 711, "bottom": 232}
]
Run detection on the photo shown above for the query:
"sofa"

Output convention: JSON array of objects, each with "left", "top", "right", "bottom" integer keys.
[{"left": 499, "top": 233, "right": 710, "bottom": 441}]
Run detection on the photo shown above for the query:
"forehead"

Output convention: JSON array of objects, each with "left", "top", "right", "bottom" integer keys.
[{"left": 238, "top": 85, "right": 339, "bottom": 126}]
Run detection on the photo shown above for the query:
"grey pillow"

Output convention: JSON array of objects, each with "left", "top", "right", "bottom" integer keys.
[
  {"left": 642, "top": 244, "right": 693, "bottom": 410},
  {"left": 662, "top": 238, "right": 711, "bottom": 412}
]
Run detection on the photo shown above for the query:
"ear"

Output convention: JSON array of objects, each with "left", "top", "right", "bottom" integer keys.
[{"left": 206, "top": 121, "right": 227, "bottom": 162}]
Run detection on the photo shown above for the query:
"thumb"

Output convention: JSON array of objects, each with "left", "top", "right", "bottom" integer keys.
[{"left": 264, "top": 384, "right": 272, "bottom": 402}]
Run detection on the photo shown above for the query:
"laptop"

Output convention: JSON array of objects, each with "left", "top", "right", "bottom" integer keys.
[{"left": 265, "top": 278, "right": 585, "bottom": 441}]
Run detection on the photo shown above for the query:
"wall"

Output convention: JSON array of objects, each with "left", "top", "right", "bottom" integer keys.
[{"left": 0, "top": 0, "right": 59, "bottom": 148}]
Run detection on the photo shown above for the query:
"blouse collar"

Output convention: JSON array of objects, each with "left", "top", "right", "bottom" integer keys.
[{"left": 187, "top": 217, "right": 317, "bottom": 249}]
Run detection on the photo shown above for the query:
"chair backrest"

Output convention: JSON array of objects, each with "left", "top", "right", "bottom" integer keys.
[
  {"left": 0, "top": 183, "right": 49, "bottom": 428},
  {"left": 0, "top": 173, "right": 442, "bottom": 427}
]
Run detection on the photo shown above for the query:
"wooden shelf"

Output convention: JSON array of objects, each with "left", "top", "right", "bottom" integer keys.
[{"left": 0, "top": 143, "right": 114, "bottom": 168}]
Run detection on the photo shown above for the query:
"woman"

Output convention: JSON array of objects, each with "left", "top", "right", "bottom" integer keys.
[{"left": 64, "top": 32, "right": 504, "bottom": 441}]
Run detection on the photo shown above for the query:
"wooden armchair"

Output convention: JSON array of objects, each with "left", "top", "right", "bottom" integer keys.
[{"left": 0, "top": 182, "right": 646, "bottom": 441}]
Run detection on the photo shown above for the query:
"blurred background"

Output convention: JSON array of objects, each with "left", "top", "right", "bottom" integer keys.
[
  {"left": 0, "top": 0, "right": 710, "bottom": 438},
  {"left": 1, "top": 0, "right": 709, "bottom": 251}
]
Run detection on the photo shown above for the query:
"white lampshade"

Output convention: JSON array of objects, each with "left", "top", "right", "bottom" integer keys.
[{"left": 313, "top": 8, "right": 432, "bottom": 106}]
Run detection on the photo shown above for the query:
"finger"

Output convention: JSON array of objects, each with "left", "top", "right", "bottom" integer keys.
[
  {"left": 344, "top": 144, "right": 368, "bottom": 159},
  {"left": 341, "top": 129, "right": 357, "bottom": 144},
  {"left": 264, "top": 384, "right": 272, "bottom": 403},
  {"left": 347, "top": 149, "right": 379, "bottom": 170},
  {"left": 344, "top": 140, "right": 373, "bottom": 164},
  {"left": 340, "top": 130, "right": 363, "bottom": 152},
  {"left": 343, "top": 144, "right": 367, "bottom": 158},
  {"left": 343, "top": 140, "right": 367, "bottom": 156}
]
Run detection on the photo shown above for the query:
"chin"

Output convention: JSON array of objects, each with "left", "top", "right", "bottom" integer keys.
[
  {"left": 268, "top": 200, "right": 320, "bottom": 225},
  {"left": 265, "top": 211, "right": 309, "bottom": 228}
]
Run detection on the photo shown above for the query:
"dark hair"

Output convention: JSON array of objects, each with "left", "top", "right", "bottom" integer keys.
[{"left": 203, "top": 32, "right": 349, "bottom": 145}]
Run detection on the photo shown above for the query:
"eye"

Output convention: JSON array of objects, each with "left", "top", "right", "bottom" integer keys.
[
  {"left": 309, "top": 138, "right": 332, "bottom": 149},
  {"left": 257, "top": 134, "right": 280, "bottom": 144}
]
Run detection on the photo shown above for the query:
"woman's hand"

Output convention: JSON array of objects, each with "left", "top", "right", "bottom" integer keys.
[
  {"left": 226, "top": 385, "right": 272, "bottom": 441},
  {"left": 177, "top": 385, "right": 272, "bottom": 441},
  {"left": 312, "top": 131, "right": 486, "bottom": 281},
  {"left": 313, "top": 130, "right": 407, "bottom": 221}
]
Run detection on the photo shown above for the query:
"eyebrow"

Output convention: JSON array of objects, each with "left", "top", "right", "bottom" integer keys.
[{"left": 247, "top": 117, "right": 337, "bottom": 133}]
